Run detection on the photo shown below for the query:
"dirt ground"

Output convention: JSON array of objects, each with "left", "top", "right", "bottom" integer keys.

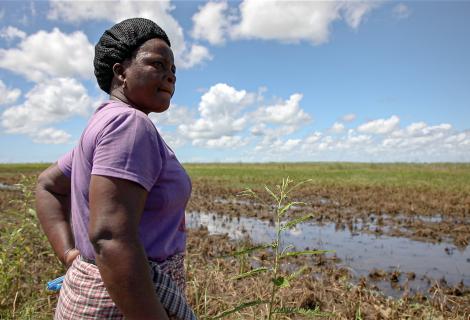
[
  {"left": 1, "top": 165, "right": 469, "bottom": 319},
  {"left": 188, "top": 179, "right": 470, "bottom": 248},
  {"left": 186, "top": 227, "right": 470, "bottom": 319}
]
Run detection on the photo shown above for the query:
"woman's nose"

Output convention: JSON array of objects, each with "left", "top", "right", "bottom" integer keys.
[{"left": 167, "top": 72, "right": 176, "bottom": 84}]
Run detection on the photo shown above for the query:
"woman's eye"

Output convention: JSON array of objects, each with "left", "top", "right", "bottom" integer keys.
[{"left": 154, "top": 61, "right": 164, "bottom": 69}]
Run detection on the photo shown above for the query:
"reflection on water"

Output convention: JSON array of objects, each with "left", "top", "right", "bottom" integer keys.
[
  {"left": 0, "top": 183, "right": 20, "bottom": 191},
  {"left": 187, "top": 211, "right": 470, "bottom": 296}
]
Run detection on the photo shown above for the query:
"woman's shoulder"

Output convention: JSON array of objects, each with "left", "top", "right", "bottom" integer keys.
[{"left": 91, "top": 100, "right": 156, "bottom": 132}]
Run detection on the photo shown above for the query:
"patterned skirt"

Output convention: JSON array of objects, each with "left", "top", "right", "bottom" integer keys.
[{"left": 54, "top": 253, "right": 194, "bottom": 319}]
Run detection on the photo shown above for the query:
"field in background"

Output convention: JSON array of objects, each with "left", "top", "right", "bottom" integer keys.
[{"left": 1, "top": 163, "right": 469, "bottom": 319}]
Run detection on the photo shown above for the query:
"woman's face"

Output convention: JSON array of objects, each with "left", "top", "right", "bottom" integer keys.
[{"left": 121, "top": 38, "right": 176, "bottom": 114}]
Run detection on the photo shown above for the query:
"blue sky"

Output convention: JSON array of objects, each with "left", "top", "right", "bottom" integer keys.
[{"left": 0, "top": 0, "right": 469, "bottom": 163}]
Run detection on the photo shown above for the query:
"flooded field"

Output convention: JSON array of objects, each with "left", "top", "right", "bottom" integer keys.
[
  {"left": 1, "top": 162, "right": 469, "bottom": 319},
  {"left": 187, "top": 211, "right": 470, "bottom": 297}
]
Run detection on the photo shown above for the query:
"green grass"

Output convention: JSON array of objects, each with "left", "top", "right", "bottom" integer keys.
[
  {"left": 183, "top": 162, "right": 470, "bottom": 191},
  {"left": 1, "top": 162, "right": 469, "bottom": 191}
]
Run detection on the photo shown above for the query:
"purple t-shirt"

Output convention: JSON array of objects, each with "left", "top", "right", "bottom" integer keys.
[{"left": 58, "top": 100, "right": 191, "bottom": 261}]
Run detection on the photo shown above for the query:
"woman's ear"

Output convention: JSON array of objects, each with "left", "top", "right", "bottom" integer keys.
[{"left": 112, "top": 63, "right": 126, "bottom": 84}]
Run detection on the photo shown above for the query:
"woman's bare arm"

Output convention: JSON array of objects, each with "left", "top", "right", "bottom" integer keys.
[
  {"left": 36, "top": 163, "right": 79, "bottom": 267},
  {"left": 88, "top": 175, "right": 169, "bottom": 320}
]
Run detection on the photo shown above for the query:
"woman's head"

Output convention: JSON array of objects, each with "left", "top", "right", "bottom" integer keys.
[{"left": 94, "top": 18, "right": 176, "bottom": 114}]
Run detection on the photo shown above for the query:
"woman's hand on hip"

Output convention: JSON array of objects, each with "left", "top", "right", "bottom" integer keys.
[{"left": 64, "top": 248, "right": 80, "bottom": 268}]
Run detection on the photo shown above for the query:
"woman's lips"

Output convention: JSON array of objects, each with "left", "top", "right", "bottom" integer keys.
[{"left": 159, "top": 88, "right": 173, "bottom": 95}]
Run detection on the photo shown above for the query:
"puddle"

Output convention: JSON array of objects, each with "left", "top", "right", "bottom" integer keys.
[
  {"left": 187, "top": 211, "right": 470, "bottom": 297},
  {"left": 0, "top": 182, "right": 20, "bottom": 191}
]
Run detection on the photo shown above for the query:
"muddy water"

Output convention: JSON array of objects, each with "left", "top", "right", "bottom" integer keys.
[
  {"left": 187, "top": 211, "right": 470, "bottom": 297},
  {"left": 0, "top": 182, "right": 19, "bottom": 191}
]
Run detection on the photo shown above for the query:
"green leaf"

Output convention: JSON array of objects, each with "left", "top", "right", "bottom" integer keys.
[
  {"left": 27, "top": 208, "right": 36, "bottom": 216},
  {"left": 278, "top": 201, "right": 305, "bottom": 217},
  {"left": 280, "top": 244, "right": 294, "bottom": 256},
  {"left": 281, "top": 250, "right": 334, "bottom": 259},
  {"left": 272, "top": 306, "right": 331, "bottom": 317},
  {"left": 230, "top": 267, "right": 269, "bottom": 280},
  {"left": 227, "top": 243, "right": 274, "bottom": 257},
  {"left": 237, "top": 188, "right": 256, "bottom": 198},
  {"left": 286, "top": 179, "right": 313, "bottom": 194},
  {"left": 281, "top": 214, "right": 314, "bottom": 230},
  {"left": 210, "top": 299, "right": 269, "bottom": 319},
  {"left": 272, "top": 276, "right": 290, "bottom": 288},
  {"left": 264, "top": 185, "right": 279, "bottom": 202},
  {"left": 286, "top": 265, "right": 309, "bottom": 281}
]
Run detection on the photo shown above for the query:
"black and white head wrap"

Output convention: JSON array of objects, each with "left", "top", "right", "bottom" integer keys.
[{"left": 94, "top": 17, "right": 171, "bottom": 94}]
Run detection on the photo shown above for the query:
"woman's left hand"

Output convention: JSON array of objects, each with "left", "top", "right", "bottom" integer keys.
[{"left": 64, "top": 248, "right": 80, "bottom": 268}]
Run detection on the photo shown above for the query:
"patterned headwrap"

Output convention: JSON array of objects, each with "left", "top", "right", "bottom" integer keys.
[{"left": 94, "top": 17, "right": 171, "bottom": 94}]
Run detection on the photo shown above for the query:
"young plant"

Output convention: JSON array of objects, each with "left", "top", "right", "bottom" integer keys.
[{"left": 212, "top": 178, "right": 332, "bottom": 319}]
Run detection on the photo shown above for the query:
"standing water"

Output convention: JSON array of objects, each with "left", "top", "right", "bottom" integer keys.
[{"left": 187, "top": 211, "right": 470, "bottom": 297}]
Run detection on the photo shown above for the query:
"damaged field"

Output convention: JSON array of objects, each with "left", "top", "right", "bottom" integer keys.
[{"left": 0, "top": 162, "right": 469, "bottom": 319}]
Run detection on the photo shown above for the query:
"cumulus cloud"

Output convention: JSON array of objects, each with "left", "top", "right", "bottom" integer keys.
[
  {"left": 330, "top": 122, "right": 345, "bottom": 133},
  {"left": 341, "top": 113, "right": 357, "bottom": 122},
  {"left": 149, "top": 104, "right": 194, "bottom": 127},
  {"left": 0, "top": 26, "right": 26, "bottom": 41},
  {"left": 254, "top": 93, "right": 311, "bottom": 127},
  {"left": 0, "top": 28, "right": 94, "bottom": 82},
  {"left": 391, "top": 122, "right": 452, "bottom": 139},
  {"left": 1, "top": 78, "right": 93, "bottom": 143},
  {"left": 191, "top": 1, "right": 230, "bottom": 45},
  {"left": 194, "top": 0, "right": 381, "bottom": 45},
  {"left": 255, "top": 137, "right": 301, "bottom": 153},
  {"left": 342, "top": 2, "right": 379, "bottom": 29},
  {"left": 32, "top": 128, "right": 71, "bottom": 144},
  {"left": 194, "top": 135, "right": 248, "bottom": 149},
  {"left": 357, "top": 115, "right": 400, "bottom": 134},
  {"left": 0, "top": 80, "right": 21, "bottom": 105},
  {"left": 48, "top": 0, "right": 211, "bottom": 69},
  {"left": 179, "top": 83, "right": 253, "bottom": 140},
  {"left": 393, "top": 3, "right": 411, "bottom": 19},
  {"left": 178, "top": 44, "right": 212, "bottom": 68}
]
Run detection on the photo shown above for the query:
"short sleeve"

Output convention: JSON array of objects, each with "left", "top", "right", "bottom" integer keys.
[
  {"left": 91, "top": 110, "right": 162, "bottom": 191},
  {"left": 57, "top": 149, "right": 73, "bottom": 178}
]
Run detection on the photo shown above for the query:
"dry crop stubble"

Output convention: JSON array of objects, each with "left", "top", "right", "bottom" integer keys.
[{"left": 0, "top": 164, "right": 469, "bottom": 319}]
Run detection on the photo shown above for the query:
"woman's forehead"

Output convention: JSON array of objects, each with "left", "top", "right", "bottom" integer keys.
[{"left": 137, "top": 38, "right": 174, "bottom": 59}]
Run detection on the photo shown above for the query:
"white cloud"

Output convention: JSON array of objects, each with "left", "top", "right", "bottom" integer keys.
[
  {"left": 229, "top": 0, "right": 380, "bottom": 45},
  {"left": 344, "top": 130, "right": 372, "bottom": 145},
  {"left": 341, "top": 113, "right": 356, "bottom": 122},
  {"left": 305, "top": 131, "right": 323, "bottom": 145},
  {"left": 48, "top": 0, "right": 211, "bottom": 69},
  {"left": 0, "top": 80, "right": 21, "bottom": 105},
  {"left": 255, "top": 93, "right": 311, "bottom": 127},
  {"left": 342, "top": 2, "right": 379, "bottom": 29},
  {"left": 391, "top": 122, "right": 452, "bottom": 138},
  {"left": 32, "top": 128, "right": 71, "bottom": 144},
  {"left": 393, "top": 3, "right": 411, "bottom": 20},
  {"left": 191, "top": 1, "right": 230, "bottom": 45},
  {"left": 250, "top": 123, "right": 267, "bottom": 136},
  {"left": 330, "top": 122, "right": 345, "bottom": 133},
  {"left": 155, "top": 128, "right": 187, "bottom": 149},
  {"left": 357, "top": 115, "right": 400, "bottom": 134},
  {"left": 179, "top": 83, "right": 253, "bottom": 140},
  {"left": 255, "top": 137, "right": 301, "bottom": 153},
  {"left": 194, "top": 135, "right": 248, "bottom": 149},
  {"left": 0, "top": 28, "right": 94, "bottom": 82},
  {"left": 0, "top": 26, "right": 26, "bottom": 41},
  {"left": 178, "top": 44, "right": 212, "bottom": 68},
  {"left": 1, "top": 77, "right": 93, "bottom": 135},
  {"left": 149, "top": 104, "right": 194, "bottom": 127}
]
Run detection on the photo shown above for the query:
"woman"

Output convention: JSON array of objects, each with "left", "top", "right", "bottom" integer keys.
[{"left": 35, "top": 18, "right": 195, "bottom": 320}]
